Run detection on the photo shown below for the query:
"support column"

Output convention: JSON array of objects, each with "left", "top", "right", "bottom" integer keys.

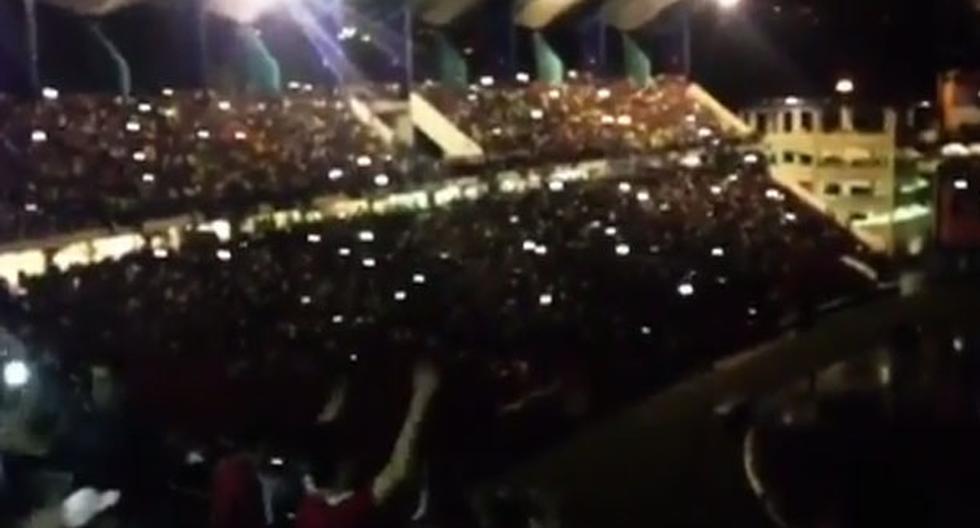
[
  {"left": 23, "top": 0, "right": 40, "bottom": 95},
  {"left": 532, "top": 31, "right": 564, "bottom": 86},
  {"left": 436, "top": 32, "right": 468, "bottom": 89},
  {"left": 88, "top": 22, "right": 131, "bottom": 98},
  {"left": 621, "top": 32, "right": 651, "bottom": 87}
]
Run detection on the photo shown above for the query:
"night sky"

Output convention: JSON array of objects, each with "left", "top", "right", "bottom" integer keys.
[{"left": 0, "top": 0, "right": 978, "bottom": 105}]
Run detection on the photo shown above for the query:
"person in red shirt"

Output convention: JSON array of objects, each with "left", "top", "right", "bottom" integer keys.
[
  {"left": 209, "top": 450, "right": 266, "bottom": 528},
  {"left": 295, "top": 360, "right": 440, "bottom": 528}
]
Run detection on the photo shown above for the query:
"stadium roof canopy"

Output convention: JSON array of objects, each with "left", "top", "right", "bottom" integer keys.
[
  {"left": 514, "top": 0, "right": 588, "bottom": 29},
  {"left": 601, "top": 0, "right": 683, "bottom": 30},
  {"left": 38, "top": 0, "right": 151, "bottom": 16},
  {"left": 414, "top": 0, "right": 486, "bottom": 26}
]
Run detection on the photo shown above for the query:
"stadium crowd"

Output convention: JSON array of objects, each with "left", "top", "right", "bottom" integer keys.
[
  {"left": 0, "top": 87, "right": 405, "bottom": 243},
  {"left": 0, "top": 138, "right": 879, "bottom": 526},
  {"left": 423, "top": 76, "right": 717, "bottom": 163}
]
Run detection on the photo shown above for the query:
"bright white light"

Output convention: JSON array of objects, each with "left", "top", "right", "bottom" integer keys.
[
  {"left": 534, "top": 245, "right": 548, "bottom": 256},
  {"left": 601, "top": 115, "right": 615, "bottom": 125},
  {"left": 677, "top": 283, "right": 695, "bottom": 297},
  {"left": 516, "top": 72, "right": 530, "bottom": 83},
  {"left": 153, "top": 248, "right": 168, "bottom": 259},
  {"left": 604, "top": 226, "right": 618, "bottom": 236},
  {"left": 162, "top": 88, "right": 174, "bottom": 97},
  {"left": 138, "top": 103, "right": 152, "bottom": 113},
  {"left": 784, "top": 212, "right": 798, "bottom": 222},
  {"left": 413, "top": 274, "right": 426, "bottom": 284},
  {"left": 234, "top": 131, "right": 248, "bottom": 141},
  {"left": 615, "top": 244, "right": 631, "bottom": 256},
  {"left": 765, "top": 188, "right": 784, "bottom": 200},
  {"left": 360, "top": 33, "right": 372, "bottom": 43},
  {"left": 743, "top": 153, "right": 760, "bottom": 164},
  {"left": 3, "top": 360, "right": 29, "bottom": 388},
  {"left": 597, "top": 88, "right": 611, "bottom": 100},
  {"left": 362, "top": 258, "right": 376, "bottom": 268},
  {"left": 216, "top": 249, "right": 232, "bottom": 261},
  {"left": 716, "top": 0, "right": 740, "bottom": 8},
  {"left": 953, "top": 336, "right": 965, "bottom": 353},
  {"left": 480, "top": 76, "right": 495, "bottom": 87},
  {"left": 338, "top": 247, "right": 351, "bottom": 257},
  {"left": 568, "top": 70, "right": 579, "bottom": 79},
  {"left": 24, "top": 203, "right": 38, "bottom": 213},
  {"left": 710, "top": 185, "right": 722, "bottom": 195},
  {"left": 636, "top": 191, "right": 650, "bottom": 202},
  {"left": 835, "top": 78, "right": 855, "bottom": 94},
  {"left": 332, "top": 314, "right": 344, "bottom": 324},
  {"left": 270, "top": 457, "right": 284, "bottom": 467},
  {"left": 328, "top": 168, "right": 344, "bottom": 180},
  {"left": 697, "top": 127, "right": 713, "bottom": 138},
  {"left": 549, "top": 89, "right": 561, "bottom": 100},
  {"left": 356, "top": 156, "right": 372, "bottom": 167},
  {"left": 679, "top": 153, "right": 702, "bottom": 168},
  {"left": 41, "top": 87, "right": 59, "bottom": 100},
  {"left": 358, "top": 230, "right": 375, "bottom": 242},
  {"left": 374, "top": 174, "right": 390, "bottom": 187},
  {"left": 548, "top": 180, "right": 564, "bottom": 192},
  {"left": 307, "top": 233, "right": 321, "bottom": 244},
  {"left": 349, "top": 353, "right": 358, "bottom": 363},
  {"left": 218, "top": 100, "right": 232, "bottom": 111},
  {"left": 141, "top": 173, "right": 155, "bottom": 183},
  {"left": 617, "top": 115, "right": 633, "bottom": 126},
  {"left": 641, "top": 326, "right": 652, "bottom": 335},
  {"left": 491, "top": 127, "right": 503, "bottom": 136},
  {"left": 394, "top": 290, "right": 407, "bottom": 301},
  {"left": 712, "top": 247, "right": 725, "bottom": 257},
  {"left": 126, "top": 121, "right": 141, "bottom": 132},
  {"left": 467, "top": 93, "right": 479, "bottom": 102},
  {"left": 784, "top": 96, "right": 802, "bottom": 106},
  {"left": 300, "top": 296, "right": 312, "bottom": 305},
  {"left": 523, "top": 240, "right": 537, "bottom": 251},
  {"left": 509, "top": 215, "right": 519, "bottom": 224},
  {"left": 530, "top": 109, "right": 544, "bottom": 120},
  {"left": 748, "top": 306, "right": 758, "bottom": 316},
  {"left": 162, "top": 107, "right": 177, "bottom": 118},
  {"left": 196, "top": 129, "right": 211, "bottom": 140},
  {"left": 954, "top": 179, "right": 969, "bottom": 190},
  {"left": 132, "top": 151, "right": 147, "bottom": 162},
  {"left": 618, "top": 182, "right": 632, "bottom": 193},
  {"left": 31, "top": 130, "right": 47, "bottom": 143},
  {"left": 539, "top": 293, "right": 553, "bottom": 306}
]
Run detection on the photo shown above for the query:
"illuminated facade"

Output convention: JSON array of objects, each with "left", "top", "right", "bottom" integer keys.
[{"left": 742, "top": 100, "right": 932, "bottom": 256}]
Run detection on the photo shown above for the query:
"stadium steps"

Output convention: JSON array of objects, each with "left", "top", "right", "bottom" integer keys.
[
  {"left": 687, "top": 83, "right": 753, "bottom": 137},
  {"left": 409, "top": 92, "right": 486, "bottom": 162}
]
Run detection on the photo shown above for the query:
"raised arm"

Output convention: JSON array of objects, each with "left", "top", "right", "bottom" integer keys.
[{"left": 371, "top": 361, "right": 440, "bottom": 503}]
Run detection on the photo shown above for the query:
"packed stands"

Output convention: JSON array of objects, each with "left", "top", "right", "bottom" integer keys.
[
  {"left": 422, "top": 76, "right": 723, "bottom": 164},
  {"left": 0, "top": 87, "right": 405, "bottom": 243}
]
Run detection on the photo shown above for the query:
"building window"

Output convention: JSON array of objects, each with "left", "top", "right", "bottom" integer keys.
[
  {"left": 822, "top": 110, "right": 842, "bottom": 132},
  {"left": 800, "top": 154, "right": 814, "bottom": 166},
  {"left": 801, "top": 112, "right": 814, "bottom": 132},
  {"left": 825, "top": 183, "right": 842, "bottom": 196},
  {"left": 783, "top": 112, "right": 793, "bottom": 133},
  {"left": 783, "top": 151, "right": 796, "bottom": 164},
  {"left": 769, "top": 153, "right": 778, "bottom": 165},
  {"left": 850, "top": 184, "right": 874, "bottom": 197}
]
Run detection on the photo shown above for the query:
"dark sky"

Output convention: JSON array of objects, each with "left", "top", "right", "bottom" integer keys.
[{"left": 1, "top": 0, "right": 979, "bottom": 104}]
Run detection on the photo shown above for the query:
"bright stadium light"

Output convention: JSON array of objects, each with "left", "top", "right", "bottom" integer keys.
[
  {"left": 836, "top": 78, "right": 855, "bottom": 95},
  {"left": 41, "top": 87, "right": 59, "bottom": 100},
  {"left": 716, "top": 0, "right": 741, "bottom": 8},
  {"left": 516, "top": 72, "right": 530, "bottom": 83},
  {"left": 3, "top": 360, "right": 30, "bottom": 388},
  {"left": 31, "top": 130, "right": 47, "bottom": 143}
]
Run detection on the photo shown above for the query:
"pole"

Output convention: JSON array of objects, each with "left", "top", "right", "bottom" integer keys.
[
  {"left": 23, "top": 0, "right": 39, "bottom": 95},
  {"left": 682, "top": 7, "right": 692, "bottom": 78}
]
